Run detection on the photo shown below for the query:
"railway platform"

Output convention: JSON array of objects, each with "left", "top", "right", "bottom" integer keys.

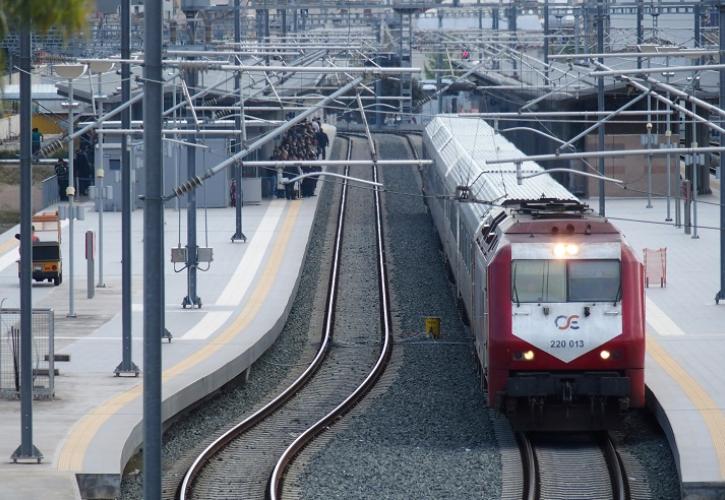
[
  {"left": 0, "top": 131, "right": 334, "bottom": 500},
  {"left": 605, "top": 194, "right": 725, "bottom": 499}
]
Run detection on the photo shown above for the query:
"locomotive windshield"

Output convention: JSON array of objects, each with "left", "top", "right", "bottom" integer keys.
[{"left": 512, "top": 259, "right": 621, "bottom": 304}]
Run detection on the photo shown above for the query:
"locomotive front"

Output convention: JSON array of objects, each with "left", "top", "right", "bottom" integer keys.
[{"left": 486, "top": 216, "right": 645, "bottom": 430}]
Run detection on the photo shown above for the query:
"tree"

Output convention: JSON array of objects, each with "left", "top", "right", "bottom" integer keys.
[
  {"left": 0, "top": 0, "right": 90, "bottom": 38},
  {"left": 0, "top": 0, "right": 91, "bottom": 77}
]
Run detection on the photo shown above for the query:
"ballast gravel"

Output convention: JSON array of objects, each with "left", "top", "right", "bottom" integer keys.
[
  {"left": 614, "top": 409, "right": 681, "bottom": 499},
  {"left": 294, "top": 134, "right": 501, "bottom": 499}
]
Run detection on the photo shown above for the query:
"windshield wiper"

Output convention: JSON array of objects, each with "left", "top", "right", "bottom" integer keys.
[
  {"left": 613, "top": 283, "right": 622, "bottom": 306},
  {"left": 512, "top": 267, "right": 521, "bottom": 307}
]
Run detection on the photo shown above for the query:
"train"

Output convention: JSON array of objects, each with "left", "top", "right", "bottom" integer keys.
[{"left": 421, "top": 116, "right": 645, "bottom": 430}]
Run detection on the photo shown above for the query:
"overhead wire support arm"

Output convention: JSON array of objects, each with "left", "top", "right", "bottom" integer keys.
[
  {"left": 263, "top": 71, "right": 285, "bottom": 108},
  {"left": 547, "top": 49, "right": 718, "bottom": 60},
  {"left": 518, "top": 167, "right": 624, "bottom": 185},
  {"left": 70, "top": 91, "right": 145, "bottom": 141},
  {"left": 325, "top": 56, "right": 375, "bottom": 95},
  {"left": 556, "top": 88, "right": 653, "bottom": 153},
  {"left": 589, "top": 63, "right": 725, "bottom": 77},
  {"left": 356, "top": 92, "right": 377, "bottom": 164},
  {"left": 283, "top": 172, "right": 383, "bottom": 188},
  {"left": 100, "top": 59, "right": 422, "bottom": 74},
  {"left": 236, "top": 160, "right": 431, "bottom": 167},
  {"left": 592, "top": 61, "right": 725, "bottom": 136},
  {"left": 640, "top": 74, "right": 725, "bottom": 121},
  {"left": 163, "top": 73, "right": 238, "bottom": 117},
  {"left": 426, "top": 58, "right": 489, "bottom": 104},
  {"left": 499, "top": 127, "right": 573, "bottom": 149},
  {"left": 489, "top": 145, "right": 725, "bottom": 166},
  {"left": 180, "top": 76, "right": 200, "bottom": 129}
]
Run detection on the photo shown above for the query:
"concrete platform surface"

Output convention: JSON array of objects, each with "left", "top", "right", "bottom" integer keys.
[
  {"left": 605, "top": 194, "right": 725, "bottom": 499},
  {"left": 0, "top": 186, "right": 322, "bottom": 499}
]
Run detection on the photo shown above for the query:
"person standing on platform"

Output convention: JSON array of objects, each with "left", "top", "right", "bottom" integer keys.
[
  {"left": 32, "top": 128, "right": 43, "bottom": 155},
  {"left": 229, "top": 179, "right": 237, "bottom": 207},
  {"left": 301, "top": 166, "right": 314, "bottom": 197},
  {"left": 55, "top": 158, "right": 69, "bottom": 201},
  {"left": 315, "top": 128, "right": 329, "bottom": 160},
  {"left": 283, "top": 165, "right": 297, "bottom": 200},
  {"left": 76, "top": 145, "right": 91, "bottom": 195},
  {"left": 16, "top": 225, "right": 40, "bottom": 243}
]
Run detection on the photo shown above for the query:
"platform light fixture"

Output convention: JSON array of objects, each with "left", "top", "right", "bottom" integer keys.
[
  {"left": 57, "top": 64, "right": 88, "bottom": 319},
  {"left": 88, "top": 61, "right": 114, "bottom": 290}
]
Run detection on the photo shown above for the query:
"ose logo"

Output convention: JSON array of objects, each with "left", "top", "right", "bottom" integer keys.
[{"left": 555, "top": 315, "right": 580, "bottom": 331}]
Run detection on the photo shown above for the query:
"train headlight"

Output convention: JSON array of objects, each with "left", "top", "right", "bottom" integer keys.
[
  {"left": 523, "top": 350, "right": 535, "bottom": 361},
  {"left": 553, "top": 243, "right": 579, "bottom": 258},
  {"left": 600, "top": 350, "right": 611, "bottom": 360}
]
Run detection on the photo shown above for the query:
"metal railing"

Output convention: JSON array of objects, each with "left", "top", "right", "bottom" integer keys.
[
  {"left": 0, "top": 308, "right": 55, "bottom": 400},
  {"left": 41, "top": 175, "right": 60, "bottom": 209}
]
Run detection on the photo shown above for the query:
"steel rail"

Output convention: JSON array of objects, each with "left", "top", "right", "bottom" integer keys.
[
  {"left": 601, "top": 433, "right": 628, "bottom": 500},
  {"left": 268, "top": 135, "right": 393, "bottom": 499},
  {"left": 515, "top": 432, "right": 537, "bottom": 500},
  {"left": 177, "top": 138, "right": 354, "bottom": 500},
  {"left": 516, "top": 432, "right": 629, "bottom": 500}
]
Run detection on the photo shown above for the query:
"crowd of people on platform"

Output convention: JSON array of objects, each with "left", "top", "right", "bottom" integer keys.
[
  {"left": 54, "top": 134, "right": 96, "bottom": 201},
  {"left": 269, "top": 117, "right": 329, "bottom": 200}
]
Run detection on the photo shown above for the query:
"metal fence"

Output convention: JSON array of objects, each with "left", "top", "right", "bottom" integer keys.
[
  {"left": 0, "top": 308, "right": 55, "bottom": 400},
  {"left": 41, "top": 175, "right": 60, "bottom": 209}
]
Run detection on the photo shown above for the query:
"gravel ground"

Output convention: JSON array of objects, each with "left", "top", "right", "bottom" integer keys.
[
  {"left": 292, "top": 134, "right": 501, "bottom": 500},
  {"left": 613, "top": 409, "right": 681, "bottom": 499},
  {"left": 118, "top": 138, "right": 345, "bottom": 500}
]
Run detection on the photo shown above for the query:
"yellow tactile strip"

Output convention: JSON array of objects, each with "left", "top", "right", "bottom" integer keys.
[
  {"left": 57, "top": 201, "right": 302, "bottom": 472},
  {"left": 0, "top": 238, "right": 18, "bottom": 255},
  {"left": 648, "top": 334, "right": 725, "bottom": 480}
]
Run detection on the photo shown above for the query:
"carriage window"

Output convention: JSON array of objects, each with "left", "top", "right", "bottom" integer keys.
[
  {"left": 568, "top": 260, "right": 620, "bottom": 302},
  {"left": 512, "top": 260, "right": 566, "bottom": 303}
]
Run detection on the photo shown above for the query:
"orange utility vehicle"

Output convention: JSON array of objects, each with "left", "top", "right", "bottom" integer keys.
[{"left": 16, "top": 211, "right": 63, "bottom": 286}]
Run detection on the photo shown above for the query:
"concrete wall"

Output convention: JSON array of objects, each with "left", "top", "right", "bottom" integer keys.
[
  {"left": 0, "top": 183, "right": 44, "bottom": 213},
  {"left": 585, "top": 133, "right": 680, "bottom": 198},
  {"left": 0, "top": 115, "right": 19, "bottom": 142}
]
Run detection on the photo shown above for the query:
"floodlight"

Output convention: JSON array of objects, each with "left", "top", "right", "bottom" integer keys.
[{"left": 55, "top": 64, "right": 88, "bottom": 79}]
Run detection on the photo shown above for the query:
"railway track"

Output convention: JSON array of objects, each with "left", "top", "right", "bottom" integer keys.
[
  {"left": 177, "top": 135, "right": 393, "bottom": 500},
  {"left": 516, "top": 431, "right": 630, "bottom": 500}
]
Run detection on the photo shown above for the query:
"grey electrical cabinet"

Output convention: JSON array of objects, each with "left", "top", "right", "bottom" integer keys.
[{"left": 181, "top": 0, "right": 213, "bottom": 10}]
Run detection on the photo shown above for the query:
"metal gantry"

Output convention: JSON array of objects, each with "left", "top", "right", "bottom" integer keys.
[{"left": 10, "top": 0, "right": 725, "bottom": 495}]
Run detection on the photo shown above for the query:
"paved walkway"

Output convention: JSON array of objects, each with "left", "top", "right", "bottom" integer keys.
[
  {"left": 0, "top": 196, "right": 321, "bottom": 499},
  {"left": 605, "top": 194, "right": 725, "bottom": 497}
]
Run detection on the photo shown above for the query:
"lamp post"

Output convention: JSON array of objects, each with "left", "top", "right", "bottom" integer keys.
[
  {"left": 89, "top": 62, "right": 114, "bottom": 289},
  {"left": 56, "top": 64, "right": 88, "bottom": 318}
]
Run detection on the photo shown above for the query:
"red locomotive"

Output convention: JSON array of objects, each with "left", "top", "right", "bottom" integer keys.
[{"left": 422, "top": 116, "right": 645, "bottom": 430}]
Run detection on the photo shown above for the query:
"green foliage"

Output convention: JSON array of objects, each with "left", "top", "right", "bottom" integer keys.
[
  {"left": 0, "top": 0, "right": 91, "bottom": 38},
  {"left": 424, "top": 53, "right": 452, "bottom": 80},
  {"left": 0, "top": 165, "right": 56, "bottom": 184}
]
